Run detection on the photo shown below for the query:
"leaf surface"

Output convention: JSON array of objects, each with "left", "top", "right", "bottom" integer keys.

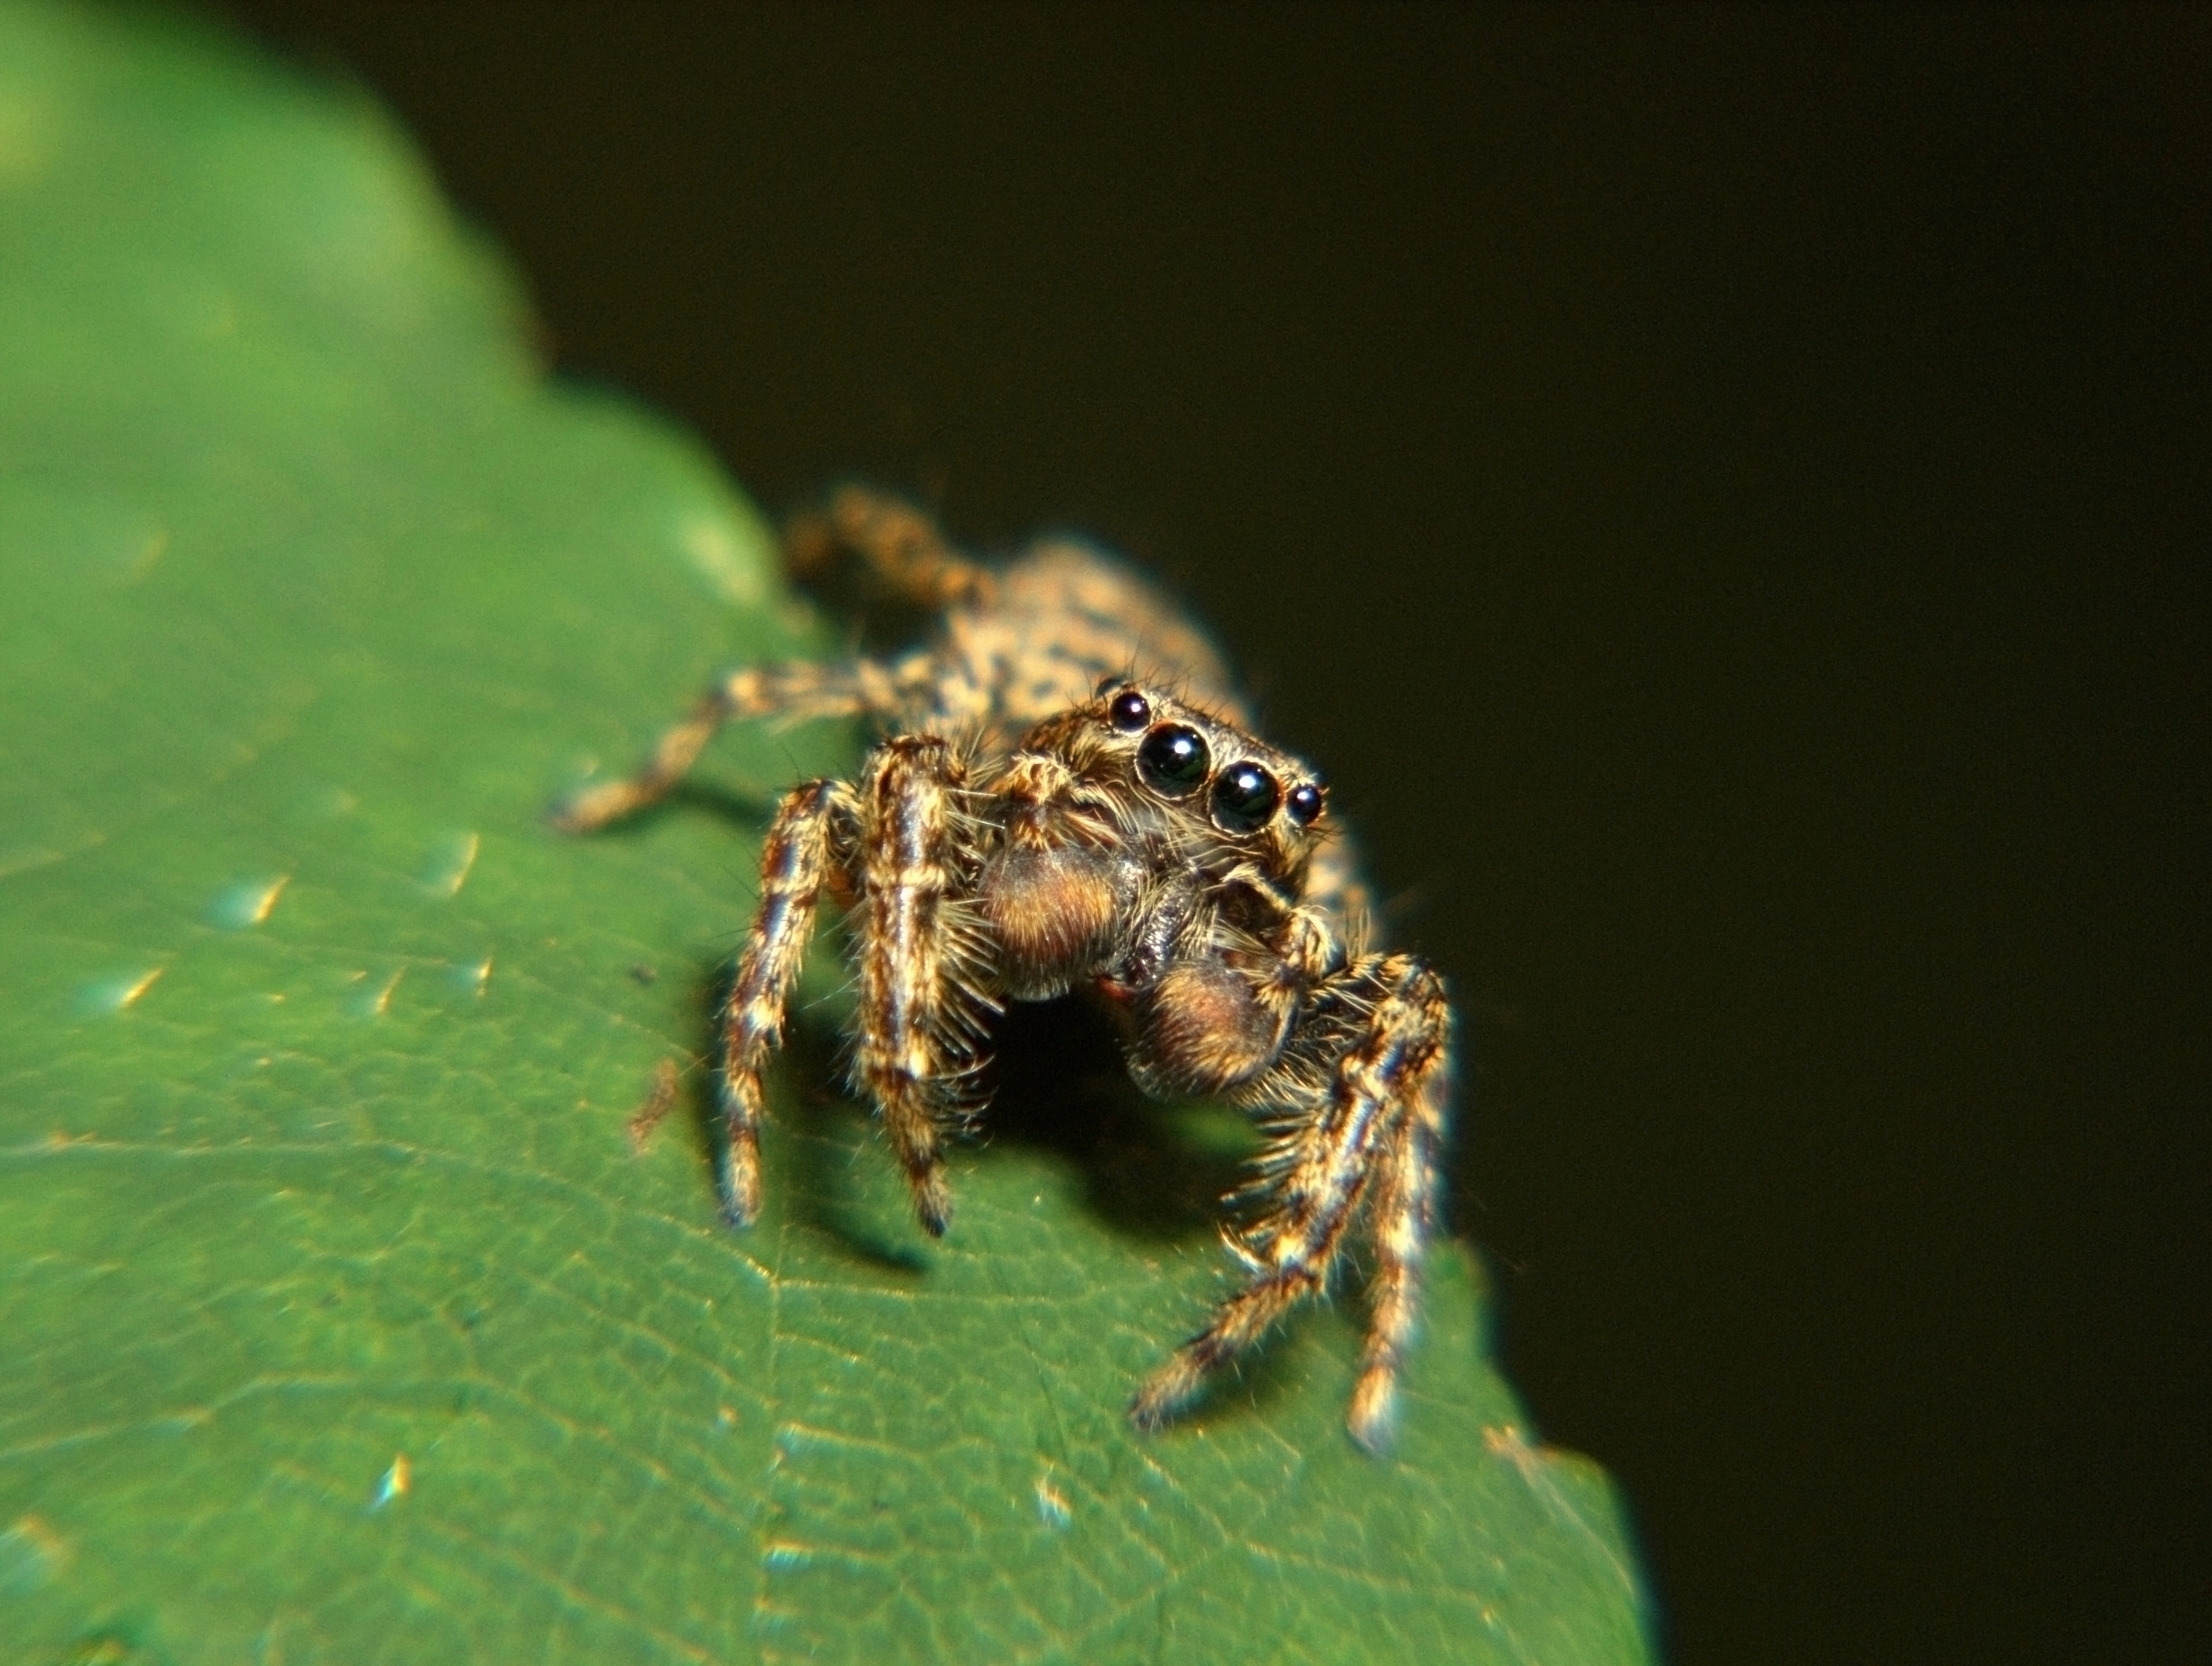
[{"left": 0, "top": 6, "right": 1652, "bottom": 1661}]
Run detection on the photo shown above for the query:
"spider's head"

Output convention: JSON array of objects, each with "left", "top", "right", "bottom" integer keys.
[{"left": 1089, "top": 678, "right": 1328, "bottom": 855}]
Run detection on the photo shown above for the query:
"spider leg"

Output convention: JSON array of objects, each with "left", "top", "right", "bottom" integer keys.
[
  {"left": 785, "top": 484, "right": 999, "bottom": 611},
  {"left": 853, "top": 736, "right": 996, "bottom": 1237},
  {"left": 714, "top": 777, "right": 859, "bottom": 1226},
  {"left": 1345, "top": 970, "right": 1450, "bottom": 1450},
  {"left": 1130, "top": 953, "right": 1450, "bottom": 1448},
  {"left": 552, "top": 661, "right": 904, "bottom": 833}
]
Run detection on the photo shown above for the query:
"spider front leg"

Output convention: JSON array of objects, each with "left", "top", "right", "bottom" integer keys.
[
  {"left": 1130, "top": 952, "right": 1451, "bottom": 1453},
  {"left": 714, "top": 777, "right": 860, "bottom": 1225},
  {"left": 852, "top": 736, "right": 998, "bottom": 1237},
  {"left": 1345, "top": 974, "right": 1449, "bottom": 1448}
]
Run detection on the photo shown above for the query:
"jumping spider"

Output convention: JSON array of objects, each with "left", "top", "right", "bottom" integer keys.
[{"left": 557, "top": 487, "right": 1452, "bottom": 1451}]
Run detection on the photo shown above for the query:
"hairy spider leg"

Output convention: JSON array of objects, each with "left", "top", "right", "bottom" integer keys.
[
  {"left": 554, "top": 484, "right": 1000, "bottom": 838},
  {"left": 1347, "top": 1024, "right": 1448, "bottom": 1451},
  {"left": 551, "top": 660, "right": 908, "bottom": 833},
  {"left": 715, "top": 777, "right": 859, "bottom": 1225},
  {"left": 1238, "top": 890, "right": 1345, "bottom": 1034},
  {"left": 1129, "top": 953, "right": 1450, "bottom": 1447},
  {"left": 852, "top": 736, "right": 998, "bottom": 1237},
  {"left": 785, "top": 483, "right": 1002, "bottom": 611}
]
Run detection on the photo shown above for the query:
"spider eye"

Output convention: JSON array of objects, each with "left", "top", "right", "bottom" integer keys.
[
  {"left": 1137, "top": 724, "right": 1210, "bottom": 796},
  {"left": 1106, "top": 687, "right": 1151, "bottom": 732},
  {"left": 1212, "top": 762, "right": 1280, "bottom": 834},
  {"left": 1286, "top": 783, "right": 1324, "bottom": 826}
]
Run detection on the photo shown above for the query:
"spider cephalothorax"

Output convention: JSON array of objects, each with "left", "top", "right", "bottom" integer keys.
[{"left": 558, "top": 487, "right": 1452, "bottom": 1450}]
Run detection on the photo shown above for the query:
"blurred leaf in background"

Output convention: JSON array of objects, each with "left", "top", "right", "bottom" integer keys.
[{"left": 0, "top": 3, "right": 1650, "bottom": 1659}]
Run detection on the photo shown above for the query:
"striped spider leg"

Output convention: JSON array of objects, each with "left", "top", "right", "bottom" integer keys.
[
  {"left": 574, "top": 729, "right": 997, "bottom": 1236},
  {"left": 1129, "top": 930, "right": 1453, "bottom": 1452}
]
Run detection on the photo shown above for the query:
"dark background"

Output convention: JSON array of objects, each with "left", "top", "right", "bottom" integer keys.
[{"left": 215, "top": 5, "right": 2208, "bottom": 1661}]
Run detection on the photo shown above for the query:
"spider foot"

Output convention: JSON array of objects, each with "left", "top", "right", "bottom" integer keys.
[
  {"left": 714, "top": 1125, "right": 763, "bottom": 1229},
  {"left": 1128, "top": 1349, "right": 1213, "bottom": 1433},
  {"left": 1346, "top": 1362, "right": 1401, "bottom": 1454}
]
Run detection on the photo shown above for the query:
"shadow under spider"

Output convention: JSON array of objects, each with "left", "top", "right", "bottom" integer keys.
[
  {"left": 981, "top": 996, "right": 1253, "bottom": 1240},
  {"left": 678, "top": 957, "right": 1253, "bottom": 1272},
  {"left": 666, "top": 779, "right": 785, "bottom": 828}
]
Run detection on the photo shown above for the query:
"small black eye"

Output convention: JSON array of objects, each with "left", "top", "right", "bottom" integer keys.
[
  {"left": 1212, "top": 762, "right": 1280, "bottom": 834},
  {"left": 1107, "top": 687, "right": 1151, "bottom": 732},
  {"left": 1286, "top": 783, "right": 1324, "bottom": 826},
  {"left": 1137, "top": 724, "right": 1210, "bottom": 796}
]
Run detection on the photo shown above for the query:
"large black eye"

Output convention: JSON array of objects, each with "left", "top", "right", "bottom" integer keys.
[
  {"left": 1212, "top": 762, "right": 1280, "bottom": 833},
  {"left": 1286, "top": 783, "right": 1324, "bottom": 826},
  {"left": 1138, "top": 724, "right": 1210, "bottom": 796},
  {"left": 1106, "top": 686, "right": 1151, "bottom": 732}
]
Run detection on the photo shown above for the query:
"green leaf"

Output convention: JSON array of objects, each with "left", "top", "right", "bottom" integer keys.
[{"left": 0, "top": 5, "right": 1652, "bottom": 1661}]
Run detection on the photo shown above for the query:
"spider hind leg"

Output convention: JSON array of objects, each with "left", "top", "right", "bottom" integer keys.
[{"left": 785, "top": 484, "right": 999, "bottom": 612}]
